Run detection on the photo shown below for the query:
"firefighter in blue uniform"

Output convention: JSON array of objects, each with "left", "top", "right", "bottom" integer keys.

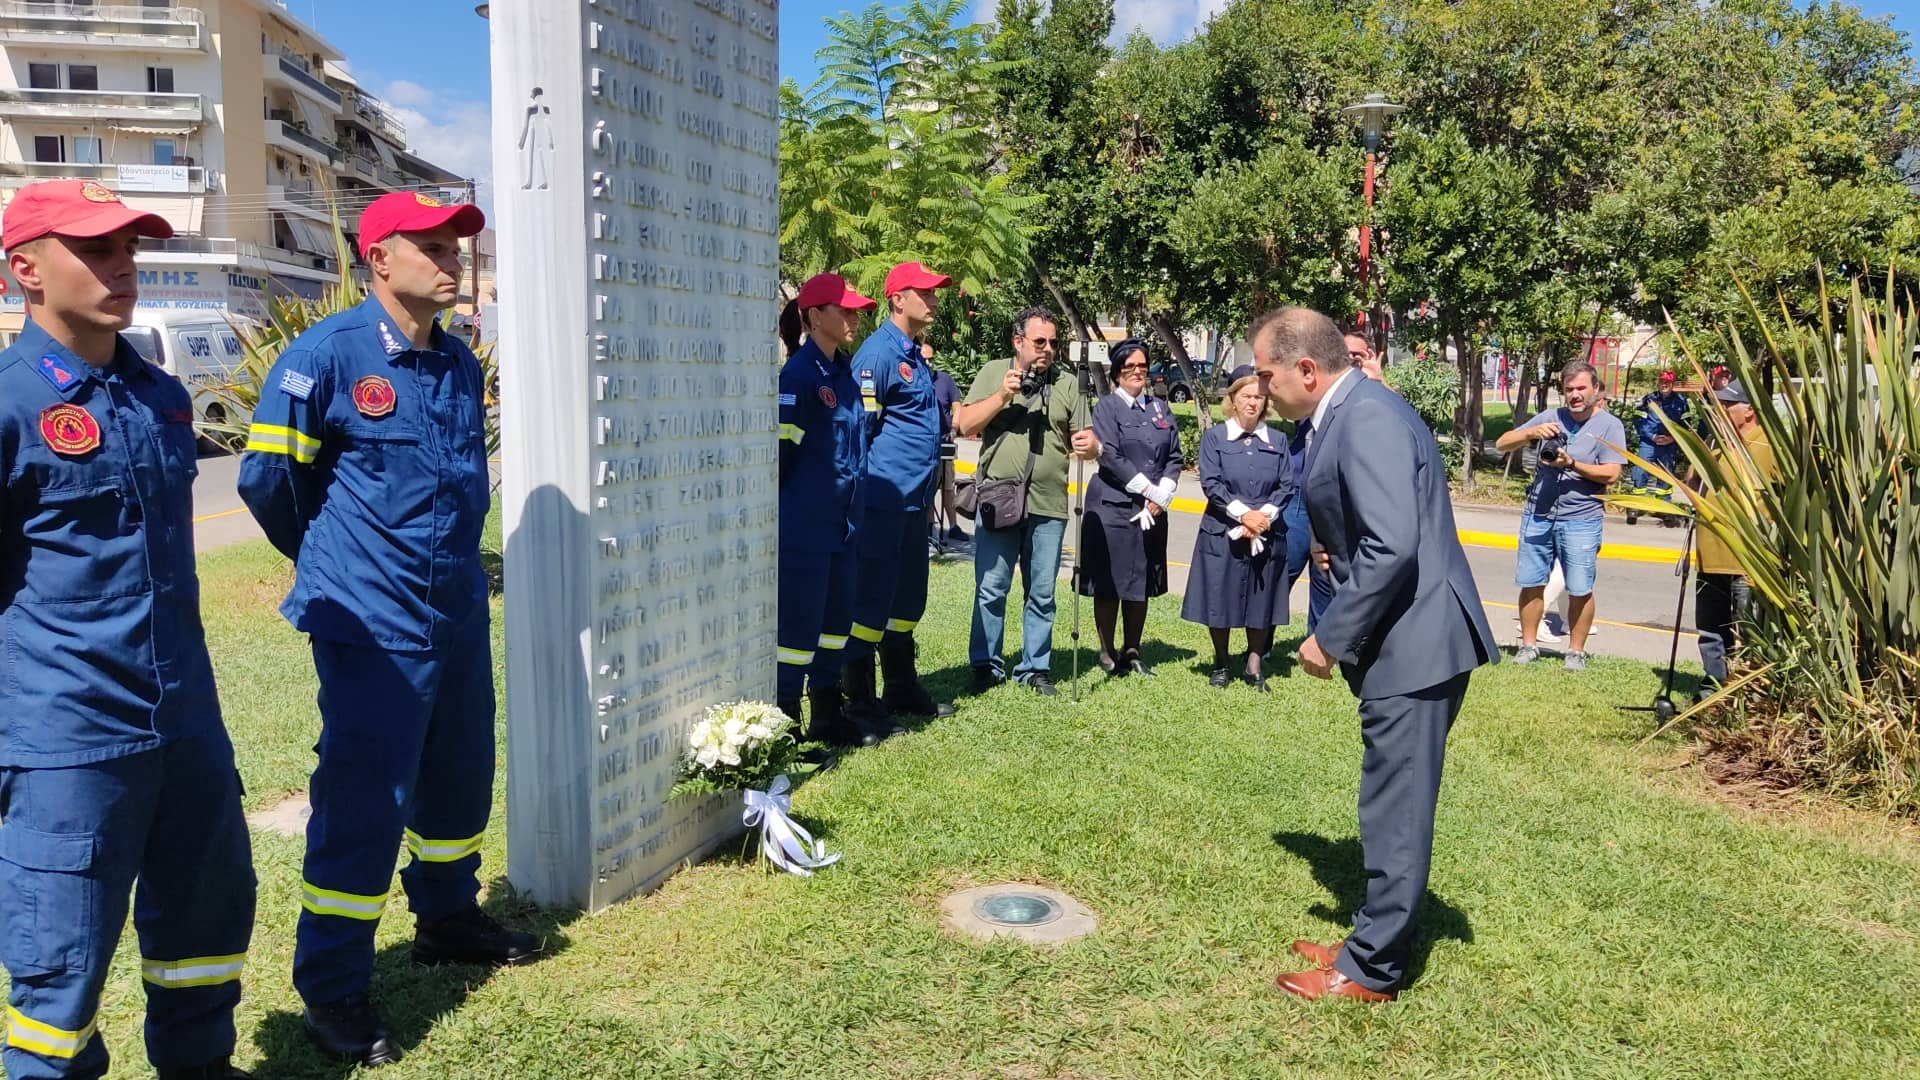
[
  {"left": 1628, "top": 369, "right": 1694, "bottom": 525},
  {"left": 0, "top": 181, "right": 255, "bottom": 1080},
  {"left": 237, "top": 192, "right": 538, "bottom": 1067},
  {"left": 842, "top": 262, "right": 958, "bottom": 728},
  {"left": 777, "top": 273, "right": 881, "bottom": 747}
]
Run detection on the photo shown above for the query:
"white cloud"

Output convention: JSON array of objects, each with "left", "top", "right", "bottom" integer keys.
[
  {"left": 371, "top": 79, "right": 495, "bottom": 216},
  {"left": 1108, "top": 0, "right": 1224, "bottom": 46}
]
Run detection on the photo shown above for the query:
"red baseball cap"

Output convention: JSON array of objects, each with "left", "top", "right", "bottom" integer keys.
[
  {"left": 357, "top": 190, "right": 485, "bottom": 258},
  {"left": 795, "top": 272, "right": 875, "bottom": 311},
  {"left": 883, "top": 261, "right": 951, "bottom": 297},
  {"left": 1658, "top": 370, "right": 1677, "bottom": 384},
  {"left": 2, "top": 180, "right": 173, "bottom": 252}
]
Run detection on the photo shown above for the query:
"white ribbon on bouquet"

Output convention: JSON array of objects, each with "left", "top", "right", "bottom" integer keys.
[{"left": 742, "top": 775, "right": 840, "bottom": 876}]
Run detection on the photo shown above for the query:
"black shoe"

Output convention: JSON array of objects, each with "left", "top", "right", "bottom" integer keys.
[
  {"left": 1625, "top": 509, "right": 1639, "bottom": 525},
  {"left": 879, "top": 637, "right": 956, "bottom": 718},
  {"left": 1125, "top": 650, "right": 1155, "bottom": 677},
  {"left": 1246, "top": 671, "right": 1270, "bottom": 693},
  {"left": 1099, "top": 654, "right": 1124, "bottom": 677},
  {"left": 807, "top": 685, "right": 877, "bottom": 749},
  {"left": 970, "top": 665, "right": 1003, "bottom": 693},
  {"left": 843, "top": 654, "right": 904, "bottom": 739},
  {"left": 945, "top": 525, "right": 970, "bottom": 544},
  {"left": 304, "top": 994, "right": 400, "bottom": 1066},
  {"left": 413, "top": 906, "right": 542, "bottom": 967},
  {"left": 158, "top": 1060, "right": 255, "bottom": 1080},
  {"left": 1024, "top": 674, "right": 1059, "bottom": 696},
  {"left": 1208, "top": 668, "right": 1232, "bottom": 688},
  {"left": 777, "top": 696, "right": 803, "bottom": 725}
]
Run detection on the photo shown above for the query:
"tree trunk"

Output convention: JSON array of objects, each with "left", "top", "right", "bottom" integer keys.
[
  {"left": 1453, "top": 327, "right": 1479, "bottom": 493},
  {"left": 1148, "top": 311, "right": 1212, "bottom": 429},
  {"left": 1038, "top": 268, "right": 1110, "bottom": 396}
]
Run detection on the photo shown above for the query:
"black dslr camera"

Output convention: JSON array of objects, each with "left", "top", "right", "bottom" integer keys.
[
  {"left": 1018, "top": 364, "right": 1045, "bottom": 397},
  {"left": 1537, "top": 433, "right": 1569, "bottom": 466}
]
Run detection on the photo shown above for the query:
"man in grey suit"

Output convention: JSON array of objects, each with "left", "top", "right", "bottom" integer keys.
[{"left": 1251, "top": 307, "right": 1499, "bottom": 1002}]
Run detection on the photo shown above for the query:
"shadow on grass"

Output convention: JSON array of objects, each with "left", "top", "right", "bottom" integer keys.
[
  {"left": 480, "top": 544, "right": 504, "bottom": 596},
  {"left": 1270, "top": 830, "right": 1473, "bottom": 984},
  {"left": 250, "top": 881, "right": 578, "bottom": 1076}
]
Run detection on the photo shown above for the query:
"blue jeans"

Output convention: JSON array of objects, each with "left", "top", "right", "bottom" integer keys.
[
  {"left": 1515, "top": 512, "right": 1603, "bottom": 596},
  {"left": 970, "top": 514, "right": 1067, "bottom": 681},
  {"left": 1282, "top": 497, "right": 1333, "bottom": 632}
]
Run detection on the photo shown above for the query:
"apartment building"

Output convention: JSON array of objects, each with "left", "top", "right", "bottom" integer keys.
[{"left": 0, "top": 0, "right": 468, "bottom": 338}]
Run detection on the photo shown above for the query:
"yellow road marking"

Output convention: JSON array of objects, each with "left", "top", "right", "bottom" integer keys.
[
  {"left": 192, "top": 507, "right": 249, "bottom": 525},
  {"left": 1480, "top": 599, "right": 1696, "bottom": 639}
]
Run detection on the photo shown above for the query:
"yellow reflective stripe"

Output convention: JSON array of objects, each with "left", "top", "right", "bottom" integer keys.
[
  {"left": 403, "top": 829, "right": 484, "bottom": 864},
  {"left": 886, "top": 618, "right": 918, "bottom": 633},
  {"left": 5, "top": 1006, "right": 95, "bottom": 1059},
  {"left": 245, "top": 424, "right": 319, "bottom": 463},
  {"left": 777, "top": 647, "right": 814, "bottom": 666},
  {"left": 817, "top": 634, "right": 848, "bottom": 650},
  {"left": 141, "top": 953, "right": 246, "bottom": 989},
  {"left": 780, "top": 423, "right": 806, "bottom": 445},
  {"left": 250, "top": 423, "right": 320, "bottom": 454},
  {"left": 850, "top": 622, "right": 884, "bottom": 643},
  {"left": 300, "top": 882, "right": 388, "bottom": 919}
]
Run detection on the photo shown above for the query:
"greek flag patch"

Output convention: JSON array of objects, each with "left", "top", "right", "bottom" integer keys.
[
  {"left": 778, "top": 393, "right": 797, "bottom": 406},
  {"left": 280, "top": 371, "right": 316, "bottom": 401}
]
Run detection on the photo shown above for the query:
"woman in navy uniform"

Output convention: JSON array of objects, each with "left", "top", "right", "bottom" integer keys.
[
  {"left": 1181, "top": 366, "right": 1291, "bottom": 691},
  {"left": 776, "top": 273, "right": 879, "bottom": 748},
  {"left": 1077, "top": 339, "right": 1182, "bottom": 675}
]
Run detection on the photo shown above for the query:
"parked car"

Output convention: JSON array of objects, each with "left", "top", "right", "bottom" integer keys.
[
  {"left": 1149, "top": 359, "right": 1214, "bottom": 403},
  {"left": 121, "top": 310, "right": 254, "bottom": 449}
]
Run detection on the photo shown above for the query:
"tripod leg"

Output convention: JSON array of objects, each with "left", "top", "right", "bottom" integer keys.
[{"left": 1661, "top": 521, "right": 1694, "bottom": 700}]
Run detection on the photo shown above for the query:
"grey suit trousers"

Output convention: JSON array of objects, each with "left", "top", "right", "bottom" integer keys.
[{"left": 1332, "top": 670, "right": 1471, "bottom": 992}]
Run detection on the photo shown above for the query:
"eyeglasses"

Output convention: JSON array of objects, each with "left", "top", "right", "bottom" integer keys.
[
  {"left": 1118, "top": 362, "right": 1150, "bottom": 373},
  {"left": 1021, "top": 337, "right": 1055, "bottom": 348}
]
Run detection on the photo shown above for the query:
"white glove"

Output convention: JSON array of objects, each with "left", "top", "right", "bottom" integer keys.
[
  {"left": 1130, "top": 507, "right": 1155, "bottom": 531},
  {"left": 1148, "top": 478, "right": 1178, "bottom": 508},
  {"left": 1228, "top": 525, "right": 1266, "bottom": 557},
  {"left": 1125, "top": 473, "right": 1151, "bottom": 496}
]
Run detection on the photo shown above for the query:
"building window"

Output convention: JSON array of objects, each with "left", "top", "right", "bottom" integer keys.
[
  {"left": 153, "top": 139, "right": 176, "bottom": 166},
  {"left": 27, "top": 64, "right": 59, "bottom": 90},
  {"left": 143, "top": 0, "right": 172, "bottom": 8},
  {"left": 33, "top": 136, "right": 64, "bottom": 163},
  {"left": 74, "top": 137, "right": 102, "bottom": 165},
  {"left": 147, "top": 67, "right": 176, "bottom": 94},
  {"left": 67, "top": 66, "right": 99, "bottom": 92}
]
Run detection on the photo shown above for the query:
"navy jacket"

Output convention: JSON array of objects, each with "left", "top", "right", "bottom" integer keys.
[
  {"left": 779, "top": 339, "right": 866, "bottom": 552},
  {"left": 850, "top": 319, "right": 939, "bottom": 512},
  {"left": 237, "top": 297, "right": 490, "bottom": 652},
  {"left": 0, "top": 321, "right": 222, "bottom": 766},
  {"left": 1087, "top": 392, "right": 1183, "bottom": 516},
  {"left": 1301, "top": 374, "right": 1498, "bottom": 699},
  {"left": 1197, "top": 421, "right": 1290, "bottom": 538}
]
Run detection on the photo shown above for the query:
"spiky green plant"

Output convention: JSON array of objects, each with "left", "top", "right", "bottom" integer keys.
[{"left": 1612, "top": 275, "right": 1920, "bottom": 813}]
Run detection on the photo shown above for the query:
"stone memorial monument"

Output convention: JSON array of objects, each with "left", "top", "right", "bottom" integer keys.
[{"left": 488, "top": 0, "right": 782, "bottom": 911}]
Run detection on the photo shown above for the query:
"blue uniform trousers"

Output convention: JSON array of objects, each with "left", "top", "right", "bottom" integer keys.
[
  {"left": 294, "top": 612, "right": 494, "bottom": 1006},
  {"left": 777, "top": 546, "right": 856, "bottom": 698},
  {"left": 1333, "top": 671, "right": 1469, "bottom": 993},
  {"left": 0, "top": 734, "right": 254, "bottom": 1079},
  {"left": 1630, "top": 443, "right": 1680, "bottom": 497},
  {"left": 1283, "top": 497, "right": 1333, "bottom": 632},
  {"left": 846, "top": 505, "right": 931, "bottom": 660}
]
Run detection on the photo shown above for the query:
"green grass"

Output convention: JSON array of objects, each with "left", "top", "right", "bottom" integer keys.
[{"left": 67, "top": 534, "right": 1920, "bottom": 1077}]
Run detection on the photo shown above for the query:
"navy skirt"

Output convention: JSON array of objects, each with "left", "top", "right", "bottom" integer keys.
[
  {"left": 1180, "top": 527, "right": 1290, "bottom": 629},
  {"left": 1076, "top": 500, "right": 1169, "bottom": 601}
]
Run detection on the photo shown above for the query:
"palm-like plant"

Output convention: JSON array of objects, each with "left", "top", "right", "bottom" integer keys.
[{"left": 1612, "top": 276, "right": 1920, "bottom": 812}]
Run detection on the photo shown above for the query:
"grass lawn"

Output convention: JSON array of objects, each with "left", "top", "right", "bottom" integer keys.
[{"left": 69, "top": 529, "right": 1920, "bottom": 1078}]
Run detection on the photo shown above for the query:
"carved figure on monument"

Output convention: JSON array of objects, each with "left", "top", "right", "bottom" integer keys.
[
  {"left": 238, "top": 191, "right": 542, "bottom": 1067},
  {"left": 842, "top": 262, "right": 961, "bottom": 730},
  {"left": 519, "top": 86, "right": 556, "bottom": 191},
  {"left": 775, "top": 273, "right": 886, "bottom": 750}
]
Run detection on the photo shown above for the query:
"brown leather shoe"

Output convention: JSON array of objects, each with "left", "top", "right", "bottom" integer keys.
[
  {"left": 1289, "top": 939, "right": 1344, "bottom": 968},
  {"left": 1275, "top": 965, "right": 1396, "bottom": 1003}
]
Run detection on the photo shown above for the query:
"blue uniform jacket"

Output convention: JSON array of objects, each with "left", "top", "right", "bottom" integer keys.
[
  {"left": 0, "top": 321, "right": 221, "bottom": 766},
  {"left": 1196, "top": 422, "right": 1290, "bottom": 537},
  {"left": 1087, "top": 392, "right": 1184, "bottom": 514},
  {"left": 237, "top": 297, "right": 490, "bottom": 652},
  {"left": 850, "top": 319, "right": 939, "bottom": 513},
  {"left": 779, "top": 340, "right": 866, "bottom": 553},
  {"left": 1635, "top": 390, "right": 1697, "bottom": 444}
]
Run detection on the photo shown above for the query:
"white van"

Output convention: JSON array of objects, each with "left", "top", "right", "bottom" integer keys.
[{"left": 120, "top": 310, "right": 255, "bottom": 437}]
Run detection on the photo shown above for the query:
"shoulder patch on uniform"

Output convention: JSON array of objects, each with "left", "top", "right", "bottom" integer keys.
[
  {"left": 818, "top": 386, "right": 838, "bottom": 408},
  {"left": 352, "top": 375, "right": 396, "bottom": 418},
  {"left": 280, "top": 370, "right": 317, "bottom": 401},
  {"left": 897, "top": 361, "right": 915, "bottom": 383},
  {"left": 39, "top": 403, "right": 100, "bottom": 456},
  {"left": 778, "top": 393, "right": 797, "bottom": 406},
  {"left": 34, "top": 353, "right": 79, "bottom": 392}
]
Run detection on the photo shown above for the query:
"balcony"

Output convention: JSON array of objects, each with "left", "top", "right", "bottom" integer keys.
[
  {"left": 342, "top": 150, "right": 409, "bottom": 189},
  {"left": 344, "top": 91, "right": 407, "bottom": 146},
  {"left": 0, "top": 87, "right": 205, "bottom": 125},
  {"left": 267, "top": 117, "right": 341, "bottom": 164},
  {"left": 268, "top": 183, "right": 344, "bottom": 225},
  {"left": 0, "top": 1, "right": 203, "bottom": 49},
  {"left": 144, "top": 234, "right": 339, "bottom": 277},
  {"left": 0, "top": 160, "right": 206, "bottom": 192},
  {"left": 265, "top": 52, "right": 341, "bottom": 110}
]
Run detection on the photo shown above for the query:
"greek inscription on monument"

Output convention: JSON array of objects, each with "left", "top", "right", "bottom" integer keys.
[{"left": 490, "top": 0, "right": 781, "bottom": 911}]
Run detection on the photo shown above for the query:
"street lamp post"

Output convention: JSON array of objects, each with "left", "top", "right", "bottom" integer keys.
[{"left": 1341, "top": 92, "right": 1404, "bottom": 356}]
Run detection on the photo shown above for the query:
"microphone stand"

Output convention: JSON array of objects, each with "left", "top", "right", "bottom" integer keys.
[{"left": 1618, "top": 514, "right": 1695, "bottom": 723}]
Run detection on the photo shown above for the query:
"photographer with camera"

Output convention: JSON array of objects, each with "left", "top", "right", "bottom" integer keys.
[
  {"left": 1493, "top": 361, "right": 1628, "bottom": 670},
  {"left": 955, "top": 307, "right": 1099, "bottom": 695}
]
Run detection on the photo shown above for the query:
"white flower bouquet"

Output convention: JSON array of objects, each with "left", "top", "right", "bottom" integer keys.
[{"left": 668, "top": 701, "right": 838, "bottom": 875}]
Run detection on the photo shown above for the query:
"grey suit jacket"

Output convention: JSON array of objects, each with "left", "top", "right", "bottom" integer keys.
[{"left": 1301, "top": 374, "right": 1499, "bottom": 699}]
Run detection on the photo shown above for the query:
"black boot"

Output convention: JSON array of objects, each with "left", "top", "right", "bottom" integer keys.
[
  {"left": 842, "top": 653, "right": 901, "bottom": 739},
  {"left": 413, "top": 906, "right": 542, "bottom": 967},
  {"left": 879, "top": 637, "right": 956, "bottom": 718},
  {"left": 807, "top": 685, "right": 877, "bottom": 748},
  {"left": 778, "top": 696, "right": 804, "bottom": 726},
  {"left": 157, "top": 1059, "right": 255, "bottom": 1080},
  {"left": 304, "top": 994, "right": 401, "bottom": 1066}
]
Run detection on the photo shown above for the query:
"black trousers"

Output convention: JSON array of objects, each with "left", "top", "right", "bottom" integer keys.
[
  {"left": 1332, "top": 670, "right": 1471, "bottom": 993},
  {"left": 1696, "top": 573, "right": 1751, "bottom": 693}
]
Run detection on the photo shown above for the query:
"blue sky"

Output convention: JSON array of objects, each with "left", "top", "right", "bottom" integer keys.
[{"left": 318, "top": 0, "right": 1920, "bottom": 201}]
